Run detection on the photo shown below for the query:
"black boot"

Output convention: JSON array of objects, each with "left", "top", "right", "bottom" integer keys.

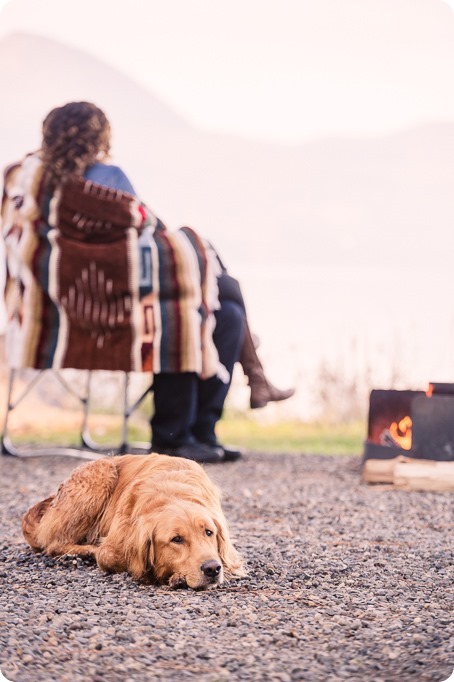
[{"left": 151, "top": 372, "right": 223, "bottom": 463}]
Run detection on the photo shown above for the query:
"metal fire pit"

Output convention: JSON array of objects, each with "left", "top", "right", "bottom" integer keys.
[{"left": 362, "top": 383, "right": 454, "bottom": 465}]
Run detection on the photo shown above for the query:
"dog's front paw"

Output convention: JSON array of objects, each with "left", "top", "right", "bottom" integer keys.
[{"left": 168, "top": 573, "right": 187, "bottom": 589}]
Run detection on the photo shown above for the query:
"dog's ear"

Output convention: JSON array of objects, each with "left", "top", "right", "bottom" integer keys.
[
  {"left": 124, "top": 520, "right": 155, "bottom": 581},
  {"left": 213, "top": 514, "right": 246, "bottom": 578},
  {"left": 22, "top": 496, "right": 55, "bottom": 551}
]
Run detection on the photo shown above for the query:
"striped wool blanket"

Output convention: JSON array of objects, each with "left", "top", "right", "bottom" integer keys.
[{"left": 1, "top": 154, "right": 222, "bottom": 377}]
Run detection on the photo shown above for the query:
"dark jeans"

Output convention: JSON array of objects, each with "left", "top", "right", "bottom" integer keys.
[{"left": 151, "top": 299, "right": 245, "bottom": 448}]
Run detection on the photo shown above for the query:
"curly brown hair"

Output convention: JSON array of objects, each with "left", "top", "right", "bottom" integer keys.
[{"left": 41, "top": 101, "right": 111, "bottom": 192}]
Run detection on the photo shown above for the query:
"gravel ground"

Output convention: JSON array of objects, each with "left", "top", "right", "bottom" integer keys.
[{"left": 0, "top": 450, "right": 452, "bottom": 682}]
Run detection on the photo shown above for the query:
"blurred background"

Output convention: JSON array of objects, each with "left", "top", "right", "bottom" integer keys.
[{"left": 0, "top": 0, "right": 453, "bottom": 445}]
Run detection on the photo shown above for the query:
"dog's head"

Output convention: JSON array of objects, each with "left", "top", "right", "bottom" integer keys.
[{"left": 125, "top": 500, "right": 244, "bottom": 589}]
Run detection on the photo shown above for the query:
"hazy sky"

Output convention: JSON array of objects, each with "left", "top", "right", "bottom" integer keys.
[{"left": 1, "top": 0, "right": 454, "bottom": 142}]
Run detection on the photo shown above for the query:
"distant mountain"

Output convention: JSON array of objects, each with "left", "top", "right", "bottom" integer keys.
[
  {"left": 0, "top": 32, "right": 189, "bottom": 153},
  {"left": 1, "top": 31, "right": 453, "bottom": 272}
]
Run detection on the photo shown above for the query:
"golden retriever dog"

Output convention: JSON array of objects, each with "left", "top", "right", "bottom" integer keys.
[{"left": 22, "top": 454, "right": 245, "bottom": 590}]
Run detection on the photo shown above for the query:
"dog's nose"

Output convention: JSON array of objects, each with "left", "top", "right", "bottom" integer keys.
[{"left": 201, "top": 560, "right": 222, "bottom": 578}]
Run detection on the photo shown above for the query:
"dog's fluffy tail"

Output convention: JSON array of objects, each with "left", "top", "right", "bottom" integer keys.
[{"left": 22, "top": 496, "right": 54, "bottom": 551}]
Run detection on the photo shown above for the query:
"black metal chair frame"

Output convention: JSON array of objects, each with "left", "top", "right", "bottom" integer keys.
[{"left": 1, "top": 367, "right": 153, "bottom": 460}]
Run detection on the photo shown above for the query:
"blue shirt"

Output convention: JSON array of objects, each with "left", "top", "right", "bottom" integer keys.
[{"left": 84, "top": 162, "right": 136, "bottom": 195}]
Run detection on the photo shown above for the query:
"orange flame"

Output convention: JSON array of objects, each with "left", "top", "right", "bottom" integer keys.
[{"left": 389, "top": 416, "right": 412, "bottom": 450}]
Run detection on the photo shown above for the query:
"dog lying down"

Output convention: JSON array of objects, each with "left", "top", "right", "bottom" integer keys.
[{"left": 22, "top": 454, "right": 245, "bottom": 590}]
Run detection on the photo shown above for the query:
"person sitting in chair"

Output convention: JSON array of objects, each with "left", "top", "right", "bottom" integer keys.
[{"left": 2, "top": 101, "right": 294, "bottom": 464}]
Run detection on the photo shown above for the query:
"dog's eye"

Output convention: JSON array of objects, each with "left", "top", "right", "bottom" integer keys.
[
  {"left": 205, "top": 529, "right": 214, "bottom": 537},
  {"left": 171, "top": 535, "right": 184, "bottom": 544}
]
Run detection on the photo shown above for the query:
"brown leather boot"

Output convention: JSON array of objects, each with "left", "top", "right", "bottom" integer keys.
[{"left": 240, "top": 323, "right": 295, "bottom": 409}]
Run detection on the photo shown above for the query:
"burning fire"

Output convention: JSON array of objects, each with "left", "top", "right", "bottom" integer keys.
[{"left": 388, "top": 416, "right": 412, "bottom": 450}]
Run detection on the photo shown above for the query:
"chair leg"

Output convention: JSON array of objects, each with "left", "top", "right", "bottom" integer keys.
[
  {"left": 80, "top": 371, "right": 104, "bottom": 452},
  {"left": 1, "top": 368, "right": 17, "bottom": 455},
  {"left": 119, "top": 373, "right": 130, "bottom": 454},
  {"left": 2, "top": 368, "right": 47, "bottom": 455},
  {"left": 120, "top": 374, "right": 154, "bottom": 454}
]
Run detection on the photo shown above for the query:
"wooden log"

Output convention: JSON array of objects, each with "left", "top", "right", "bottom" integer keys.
[
  {"left": 393, "top": 459, "right": 454, "bottom": 492},
  {"left": 361, "top": 456, "right": 409, "bottom": 484}
]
